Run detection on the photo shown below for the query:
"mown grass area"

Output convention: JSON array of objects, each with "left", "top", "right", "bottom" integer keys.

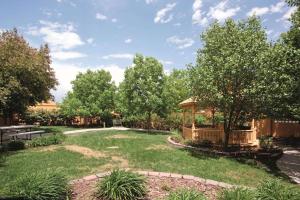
[{"left": 0, "top": 129, "right": 298, "bottom": 192}]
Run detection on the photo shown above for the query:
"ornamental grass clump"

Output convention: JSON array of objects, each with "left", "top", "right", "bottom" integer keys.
[
  {"left": 256, "top": 179, "right": 300, "bottom": 200},
  {"left": 217, "top": 187, "right": 255, "bottom": 200},
  {"left": 96, "top": 169, "right": 146, "bottom": 200},
  {"left": 166, "top": 188, "right": 207, "bottom": 200},
  {"left": 8, "top": 171, "right": 70, "bottom": 200}
]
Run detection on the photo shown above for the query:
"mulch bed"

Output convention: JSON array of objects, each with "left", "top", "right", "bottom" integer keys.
[{"left": 71, "top": 176, "right": 222, "bottom": 200}]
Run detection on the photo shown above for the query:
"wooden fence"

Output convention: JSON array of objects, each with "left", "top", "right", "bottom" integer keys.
[{"left": 183, "top": 127, "right": 257, "bottom": 145}]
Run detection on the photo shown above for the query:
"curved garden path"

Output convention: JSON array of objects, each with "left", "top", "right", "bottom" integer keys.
[
  {"left": 277, "top": 147, "right": 300, "bottom": 184},
  {"left": 63, "top": 127, "right": 170, "bottom": 135}
]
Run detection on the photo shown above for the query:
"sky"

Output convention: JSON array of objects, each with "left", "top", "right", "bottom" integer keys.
[{"left": 0, "top": 0, "right": 297, "bottom": 102}]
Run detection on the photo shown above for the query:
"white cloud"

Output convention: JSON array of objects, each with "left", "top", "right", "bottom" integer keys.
[
  {"left": 51, "top": 62, "right": 125, "bottom": 101},
  {"left": 159, "top": 60, "right": 173, "bottom": 65},
  {"left": 192, "top": 0, "right": 208, "bottom": 25},
  {"left": 208, "top": 0, "right": 240, "bottom": 21},
  {"left": 101, "top": 53, "right": 134, "bottom": 60},
  {"left": 154, "top": 3, "right": 176, "bottom": 24},
  {"left": 87, "top": 38, "right": 94, "bottom": 44},
  {"left": 173, "top": 22, "right": 181, "bottom": 26},
  {"left": 145, "top": 0, "right": 156, "bottom": 4},
  {"left": 100, "top": 64, "right": 125, "bottom": 85},
  {"left": 51, "top": 51, "right": 87, "bottom": 60},
  {"left": 282, "top": 7, "right": 297, "bottom": 20},
  {"left": 248, "top": 2, "right": 287, "bottom": 17},
  {"left": 247, "top": 7, "right": 269, "bottom": 16},
  {"left": 166, "top": 36, "right": 194, "bottom": 49},
  {"left": 28, "top": 21, "right": 84, "bottom": 51},
  {"left": 270, "top": 2, "right": 285, "bottom": 13},
  {"left": 124, "top": 38, "right": 132, "bottom": 44},
  {"left": 111, "top": 18, "right": 118, "bottom": 23},
  {"left": 96, "top": 13, "right": 108, "bottom": 20}
]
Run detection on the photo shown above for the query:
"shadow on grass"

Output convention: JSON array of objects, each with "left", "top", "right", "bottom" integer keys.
[{"left": 182, "top": 146, "right": 294, "bottom": 183}]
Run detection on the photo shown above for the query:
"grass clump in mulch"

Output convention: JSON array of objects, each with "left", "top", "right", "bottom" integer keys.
[
  {"left": 96, "top": 169, "right": 146, "bottom": 200},
  {"left": 166, "top": 188, "right": 207, "bottom": 200},
  {"left": 2, "top": 171, "right": 70, "bottom": 200}
]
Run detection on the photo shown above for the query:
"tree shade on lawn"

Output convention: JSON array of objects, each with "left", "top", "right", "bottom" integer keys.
[{"left": 0, "top": 130, "right": 297, "bottom": 193}]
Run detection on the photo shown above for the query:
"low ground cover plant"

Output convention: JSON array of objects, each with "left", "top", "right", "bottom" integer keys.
[
  {"left": 27, "top": 133, "right": 66, "bottom": 147},
  {"left": 217, "top": 187, "right": 255, "bottom": 200},
  {"left": 6, "top": 140, "right": 26, "bottom": 151},
  {"left": 256, "top": 179, "right": 300, "bottom": 200},
  {"left": 96, "top": 169, "right": 146, "bottom": 200},
  {"left": 3, "top": 171, "right": 69, "bottom": 200},
  {"left": 166, "top": 188, "right": 207, "bottom": 200}
]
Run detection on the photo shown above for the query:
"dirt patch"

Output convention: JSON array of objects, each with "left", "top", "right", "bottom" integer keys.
[
  {"left": 111, "top": 156, "right": 129, "bottom": 168},
  {"left": 64, "top": 145, "right": 107, "bottom": 158},
  {"left": 71, "top": 175, "right": 221, "bottom": 200},
  {"left": 145, "top": 144, "right": 172, "bottom": 151},
  {"left": 105, "top": 134, "right": 136, "bottom": 139},
  {"left": 35, "top": 145, "right": 61, "bottom": 152}
]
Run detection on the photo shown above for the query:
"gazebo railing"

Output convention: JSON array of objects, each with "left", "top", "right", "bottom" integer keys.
[{"left": 182, "top": 126, "right": 257, "bottom": 145}]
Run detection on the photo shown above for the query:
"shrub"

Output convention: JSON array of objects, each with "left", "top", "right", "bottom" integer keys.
[
  {"left": 259, "top": 136, "right": 273, "bottom": 150},
  {"left": 8, "top": 171, "right": 69, "bottom": 200},
  {"left": 7, "top": 140, "right": 26, "bottom": 151},
  {"left": 0, "top": 153, "right": 6, "bottom": 166},
  {"left": 256, "top": 179, "right": 300, "bottom": 200},
  {"left": 217, "top": 187, "right": 255, "bottom": 200},
  {"left": 166, "top": 188, "right": 207, "bottom": 200},
  {"left": 195, "top": 115, "right": 207, "bottom": 126},
  {"left": 96, "top": 169, "right": 146, "bottom": 200},
  {"left": 27, "top": 133, "right": 66, "bottom": 147}
]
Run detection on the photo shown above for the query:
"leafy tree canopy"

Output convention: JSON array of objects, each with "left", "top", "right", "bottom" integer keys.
[
  {"left": 163, "top": 69, "right": 191, "bottom": 113},
  {"left": 120, "top": 54, "right": 165, "bottom": 124},
  {"left": 0, "top": 29, "right": 57, "bottom": 120},
  {"left": 190, "top": 17, "right": 269, "bottom": 147},
  {"left": 60, "top": 69, "right": 116, "bottom": 118}
]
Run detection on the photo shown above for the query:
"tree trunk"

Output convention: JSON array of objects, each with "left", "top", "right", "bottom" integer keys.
[{"left": 147, "top": 112, "right": 151, "bottom": 132}]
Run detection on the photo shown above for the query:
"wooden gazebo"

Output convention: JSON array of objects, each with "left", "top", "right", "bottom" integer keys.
[{"left": 179, "top": 98, "right": 258, "bottom": 146}]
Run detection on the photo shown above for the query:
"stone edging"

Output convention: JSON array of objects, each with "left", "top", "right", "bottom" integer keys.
[{"left": 70, "top": 170, "right": 235, "bottom": 189}]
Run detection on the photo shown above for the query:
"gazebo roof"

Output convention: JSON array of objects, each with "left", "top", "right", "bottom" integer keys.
[{"left": 179, "top": 97, "right": 198, "bottom": 108}]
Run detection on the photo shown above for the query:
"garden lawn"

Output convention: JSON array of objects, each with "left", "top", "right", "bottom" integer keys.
[{"left": 0, "top": 129, "right": 297, "bottom": 192}]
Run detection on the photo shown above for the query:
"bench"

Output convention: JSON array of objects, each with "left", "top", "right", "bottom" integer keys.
[{"left": 10, "top": 130, "right": 46, "bottom": 140}]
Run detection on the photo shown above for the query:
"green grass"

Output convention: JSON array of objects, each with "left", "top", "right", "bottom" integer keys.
[
  {"left": 39, "top": 125, "right": 82, "bottom": 133},
  {"left": 0, "top": 128, "right": 298, "bottom": 193}
]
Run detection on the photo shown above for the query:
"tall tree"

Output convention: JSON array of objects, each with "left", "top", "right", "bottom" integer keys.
[
  {"left": 190, "top": 17, "right": 269, "bottom": 148},
  {"left": 0, "top": 29, "right": 57, "bottom": 124},
  {"left": 60, "top": 70, "right": 116, "bottom": 122},
  {"left": 121, "top": 54, "right": 165, "bottom": 128},
  {"left": 282, "top": 1, "right": 300, "bottom": 48},
  {"left": 163, "top": 69, "right": 191, "bottom": 113}
]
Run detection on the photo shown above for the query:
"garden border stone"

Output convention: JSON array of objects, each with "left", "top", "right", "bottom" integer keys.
[{"left": 69, "top": 170, "right": 236, "bottom": 189}]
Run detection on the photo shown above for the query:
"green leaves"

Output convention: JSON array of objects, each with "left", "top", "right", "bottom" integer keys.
[
  {"left": 60, "top": 70, "right": 116, "bottom": 119},
  {"left": 0, "top": 30, "right": 57, "bottom": 118}
]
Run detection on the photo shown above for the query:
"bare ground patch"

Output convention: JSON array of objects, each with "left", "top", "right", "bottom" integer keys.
[
  {"left": 105, "top": 134, "right": 136, "bottom": 139},
  {"left": 63, "top": 145, "right": 107, "bottom": 158},
  {"left": 145, "top": 144, "right": 172, "bottom": 151}
]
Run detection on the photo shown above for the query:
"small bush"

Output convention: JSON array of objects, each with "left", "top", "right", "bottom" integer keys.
[
  {"left": 7, "top": 140, "right": 26, "bottom": 151},
  {"left": 27, "top": 133, "right": 65, "bottom": 147},
  {"left": 96, "top": 169, "right": 146, "bottom": 200},
  {"left": 195, "top": 115, "right": 207, "bottom": 127},
  {"left": 259, "top": 136, "right": 273, "bottom": 150},
  {"left": 0, "top": 153, "right": 6, "bottom": 166},
  {"left": 8, "top": 171, "right": 69, "bottom": 200},
  {"left": 217, "top": 187, "right": 255, "bottom": 200},
  {"left": 166, "top": 188, "right": 207, "bottom": 200},
  {"left": 256, "top": 179, "right": 300, "bottom": 200}
]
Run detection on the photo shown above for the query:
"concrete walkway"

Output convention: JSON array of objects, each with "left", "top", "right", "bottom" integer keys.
[
  {"left": 277, "top": 147, "right": 300, "bottom": 184},
  {"left": 63, "top": 127, "right": 170, "bottom": 135}
]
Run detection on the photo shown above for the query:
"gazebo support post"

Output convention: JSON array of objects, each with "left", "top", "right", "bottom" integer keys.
[{"left": 192, "top": 104, "right": 196, "bottom": 140}]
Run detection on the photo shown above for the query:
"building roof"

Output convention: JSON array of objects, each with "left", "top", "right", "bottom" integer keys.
[{"left": 179, "top": 97, "right": 198, "bottom": 108}]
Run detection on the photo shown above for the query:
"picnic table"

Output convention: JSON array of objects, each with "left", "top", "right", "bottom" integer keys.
[{"left": 0, "top": 125, "right": 44, "bottom": 144}]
